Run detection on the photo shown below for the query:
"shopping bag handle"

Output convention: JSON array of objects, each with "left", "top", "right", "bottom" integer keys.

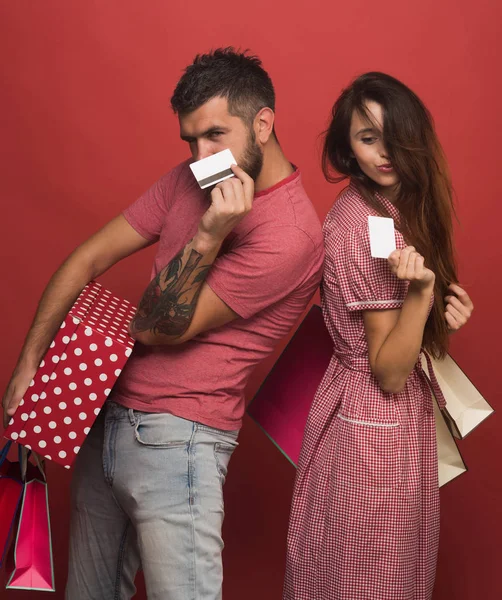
[
  {"left": 0, "top": 439, "right": 13, "bottom": 467},
  {"left": 20, "top": 446, "right": 46, "bottom": 482},
  {"left": 32, "top": 451, "right": 47, "bottom": 482}
]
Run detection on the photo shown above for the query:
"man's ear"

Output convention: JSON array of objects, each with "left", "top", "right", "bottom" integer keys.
[{"left": 254, "top": 107, "right": 275, "bottom": 145}]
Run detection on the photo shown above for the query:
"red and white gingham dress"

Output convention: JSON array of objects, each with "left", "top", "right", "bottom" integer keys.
[{"left": 284, "top": 183, "right": 440, "bottom": 600}]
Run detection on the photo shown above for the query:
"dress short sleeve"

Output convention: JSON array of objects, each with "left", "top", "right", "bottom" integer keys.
[{"left": 336, "top": 223, "right": 408, "bottom": 312}]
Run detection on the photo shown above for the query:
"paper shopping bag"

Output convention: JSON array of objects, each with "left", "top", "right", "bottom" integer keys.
[
  {"left": 0, "top": 441, "right": 23, "bottom": 569},
  {"left": 6, "top": 453, "right": 55, "bottom": 592},
  {"left": 5, "top": 281, "right": 136, "bottom": 468},
  {"left": 421, "top": 352, "right": 494, "bottom": 439},
  {"left": 432, "top": 392, "right": 467, "bottom": 487}
]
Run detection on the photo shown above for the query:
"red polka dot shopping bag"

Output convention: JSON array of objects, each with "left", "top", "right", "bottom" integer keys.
[{"left": 4, "top": 281, "right": 136, "bottom": 469}]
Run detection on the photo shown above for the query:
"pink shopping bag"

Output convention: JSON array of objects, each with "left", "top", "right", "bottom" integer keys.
[
  {"left": 0, "top": 441, "right": 23, "bottom": 569},
  {"left": 248, "top": 305, "right": 332, "bottom": 465},
  {"left": 6, "top": 452, "right": 55, "bottom": 592}
]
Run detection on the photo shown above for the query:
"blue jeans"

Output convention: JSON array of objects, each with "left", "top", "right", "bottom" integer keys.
[{"left": 65, "top": 401, "right": 239, "bottom": 600}]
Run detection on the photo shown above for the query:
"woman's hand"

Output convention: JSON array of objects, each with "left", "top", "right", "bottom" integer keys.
[
  {"left": 445, "top": 283, "right": 474, "bottom": 332},
  {"left": 388, "top": 246, "right": 435, "bottom": 289}
]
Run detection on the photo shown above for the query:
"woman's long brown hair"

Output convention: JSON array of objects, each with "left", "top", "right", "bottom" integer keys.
[{"left": 322, "top": 72, "right": 457, "bottom": 358}]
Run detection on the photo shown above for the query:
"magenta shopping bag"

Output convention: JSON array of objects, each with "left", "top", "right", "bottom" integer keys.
[
  {"left": 6, "top": 452, "right": 55, "bottom": 592},
  {"left": 247, "top": 305, "right": 332, "bottom": 465},
  {"left": 0, "top": 441, "right": 23, "bottom": 569}
]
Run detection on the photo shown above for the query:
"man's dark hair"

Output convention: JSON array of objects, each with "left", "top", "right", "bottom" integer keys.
[{"left": 170, "top": 47, "right": 275, "bottom": 126}]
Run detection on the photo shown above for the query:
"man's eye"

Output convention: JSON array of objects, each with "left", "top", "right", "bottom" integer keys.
[{"left": 209, "top": 131, "right": 224, "bottom": 139}]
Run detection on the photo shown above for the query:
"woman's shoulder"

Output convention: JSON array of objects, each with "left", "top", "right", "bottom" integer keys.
[
  {"left": 323, "top": 183, "right": 373, "bottom": 251},
  {"left": 325, "top": 183, "right": 377, "bottom": 228}
]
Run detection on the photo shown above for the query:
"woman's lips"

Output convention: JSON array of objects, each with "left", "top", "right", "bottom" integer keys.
[{"left": 376, "top": 164, "right": 393, "bottom": 173}]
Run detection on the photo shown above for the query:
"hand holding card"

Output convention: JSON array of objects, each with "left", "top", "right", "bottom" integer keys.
[
  {"left": 190, "top": 149, "right": 237, "bottom": 189},
  {"left": 388, "top": 245, "right": 435, "bottom": 288},
  {"left": 197, "top": 164, "right": 254, "bottom": 246}
]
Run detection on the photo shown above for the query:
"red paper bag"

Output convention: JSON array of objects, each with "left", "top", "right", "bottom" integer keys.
[{"left": 5, "top": 281, "right": 136, "bottom": 468}]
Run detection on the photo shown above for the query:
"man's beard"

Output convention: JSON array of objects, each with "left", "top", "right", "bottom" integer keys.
[{"left": 239, "top": 130, "right": 264, "bottom": 182}]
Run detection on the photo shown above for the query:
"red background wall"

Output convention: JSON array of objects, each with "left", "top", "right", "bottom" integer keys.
[{"left": 1, "top": 1, "right": 500, "bottom": 598}]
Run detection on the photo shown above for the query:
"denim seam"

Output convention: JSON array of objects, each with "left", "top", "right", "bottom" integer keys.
[
  {"left": 187, "top": 424, "right": 197, "bottom": 600},
  {"left": 103, "top": 411, "right": 128, "bottom": 518},
  {"left": 127, "top": 408, "right": 136, "bottom": 427},
  {"left": 198, "top": 424, "right": 239, "bottom": 438},
  {"left": 113, "top": 522, "right": 131, "bottom": 600},
  {"left": 103, "top": 416, "right": 117, "bottom": 486}
]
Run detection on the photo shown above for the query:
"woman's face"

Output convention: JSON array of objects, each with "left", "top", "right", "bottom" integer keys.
[{"left": 349, "top": 100, "right": 399, "bottom": 200}]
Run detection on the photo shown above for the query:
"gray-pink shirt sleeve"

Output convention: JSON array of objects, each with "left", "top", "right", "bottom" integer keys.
[
  {"left": 122, "top": 163, "right": 187, "bottom": 241},
  {"left": 206, "top": 225, "right": 322, "bottom": 320}
]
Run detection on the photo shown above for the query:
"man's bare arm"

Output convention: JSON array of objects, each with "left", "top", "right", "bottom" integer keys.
[
  {"left": 2, "top": 215, "right": 151, "bottom": 426},
  {"left": 131, "top": 238, "right": 214, "bottom": 338}
]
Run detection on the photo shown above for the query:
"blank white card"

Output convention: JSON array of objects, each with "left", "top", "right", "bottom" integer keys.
[{"left": 368, "top": 216, "right": 396, "bottom": 259}]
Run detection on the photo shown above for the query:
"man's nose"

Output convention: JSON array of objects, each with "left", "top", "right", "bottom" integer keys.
[{"left": 194, "top": 141, "right": 214, "bottom": 161}]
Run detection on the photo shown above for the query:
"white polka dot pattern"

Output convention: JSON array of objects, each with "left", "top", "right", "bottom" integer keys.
[{"left": 4, "top": 281, "right": 136, "bottom": 469}]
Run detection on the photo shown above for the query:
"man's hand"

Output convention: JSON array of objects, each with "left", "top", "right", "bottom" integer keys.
[
  {"left": 196, "top": 164, "right": 254, "bottom": 249},
  {"left": 130, "top": 165, "right": 253, "bottom": 345},
  {"left": 445, "top": 283, "right": 474, "bottom": 332},
  {"left": 2, "top": 363, "right": 37, "bottom": 428}
]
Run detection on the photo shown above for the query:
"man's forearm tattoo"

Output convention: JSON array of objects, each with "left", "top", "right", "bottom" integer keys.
[{"left": 131, "top": 244, "right": 211, "bottom": 338}]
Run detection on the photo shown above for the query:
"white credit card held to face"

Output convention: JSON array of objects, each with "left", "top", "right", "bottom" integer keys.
[
  {"left": 189, "top": 149, "right": 237, "bottom": 189},
  {"left": 368, "top": 215, "right": 396, "bottom": 258}
]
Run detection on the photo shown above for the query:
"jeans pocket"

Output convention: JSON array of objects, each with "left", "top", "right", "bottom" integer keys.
[
  {"left": 214, "top": 442, "right": 237, "bottom": 483},
  {"left": 133, "top": 412, "right": 192, "bottom": 448}
]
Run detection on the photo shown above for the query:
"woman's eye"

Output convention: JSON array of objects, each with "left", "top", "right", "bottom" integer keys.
[{"left": 361, "top": 137, "right": 377, "bottom": 144}]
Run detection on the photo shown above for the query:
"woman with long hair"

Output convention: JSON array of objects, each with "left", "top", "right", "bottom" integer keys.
[{"left": 284, "top": 72, "right": 474, "bottom": 599}]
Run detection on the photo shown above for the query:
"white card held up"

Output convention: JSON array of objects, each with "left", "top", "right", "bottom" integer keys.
[
  {"left": 189, "top": 149, "right": 237, "bottom": 190},
  {"left": 368, "top": 215, "right": 396, "bottom": 258}
]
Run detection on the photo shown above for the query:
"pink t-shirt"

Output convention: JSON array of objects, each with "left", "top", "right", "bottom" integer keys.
[{"left": 113, "top": 160, "right": 324, "bottom": 430}]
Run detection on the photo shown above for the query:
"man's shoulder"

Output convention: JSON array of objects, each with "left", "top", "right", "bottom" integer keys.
[
  {"left": 146, "top": 159, "right": 202, "bottom": 216},
  {"left": 258, "top": 169, "right": 323, "bottom": 243}
]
